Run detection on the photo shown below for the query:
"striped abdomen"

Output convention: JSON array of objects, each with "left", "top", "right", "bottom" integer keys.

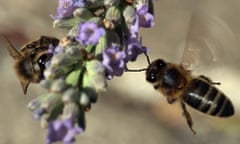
[{"left": 183, "top": 78, "right": 234, "bottom": 117}]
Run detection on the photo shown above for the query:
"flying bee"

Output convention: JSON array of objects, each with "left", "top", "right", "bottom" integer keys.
[
  {"left": 127, "top": 53, "right": 235, "bottom": 134},
  {"left": 134, "top": 12, "right": 236, "bottom": 134},
  {"left": 3, "top": 35, "right": 59, "bottom": 94},
  {"left": 145, "top": 59, "right": 234, "bottom": 134}
]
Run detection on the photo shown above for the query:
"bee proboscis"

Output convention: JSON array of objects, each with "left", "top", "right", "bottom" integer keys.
[{"left": 3, "top": 35, "right": 59, "bottom": 94}]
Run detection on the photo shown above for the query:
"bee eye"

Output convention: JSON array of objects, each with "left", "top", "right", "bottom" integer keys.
[
  {"left": 37, "top": 54, "right": 48, "bottom": 70},
  {"left": 146, "top": 72, "right": 158, "bottom": 83},
  {"left": 154, "top": 59, "right": 166, "bottom": 70}
]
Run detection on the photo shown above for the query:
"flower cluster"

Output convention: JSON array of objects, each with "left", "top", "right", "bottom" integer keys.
[{"left": 27, "top": 0, "right": 155, "bottom": 143}]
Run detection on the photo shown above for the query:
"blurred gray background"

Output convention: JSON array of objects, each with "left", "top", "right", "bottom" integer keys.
[{"left": 0, "top": 0, "right": 240, "bottom": 144}]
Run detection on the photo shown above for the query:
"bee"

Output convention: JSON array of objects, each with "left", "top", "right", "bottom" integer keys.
[
  {"left": 146, "top": 59, "right": 234, "bottom": 134},
  {"left": 3, "top": 35, "right": 59, "bottom": 94},
  {"left": 125, "top": 0, "right": 134, "bottom": 4}
]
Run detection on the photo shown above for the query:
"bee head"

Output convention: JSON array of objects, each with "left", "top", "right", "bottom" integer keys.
[
  {"left": 15, "top": 57, "right": 42, "bottom": 83},
  {"left": 146, "top": 59, "right": 167, "bottom": 83}
]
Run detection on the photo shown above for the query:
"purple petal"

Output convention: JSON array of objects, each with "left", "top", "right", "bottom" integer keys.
[
  {"left": 46, "top": 118, "right": 84, "bottom": 144},
  {"left": 51, "top": 0, "right": 76, "bottom": 19},
  {"left": 136, "top": 4, "right": 155, "bottom": 28},
  {"left": 33, "top": 108, "right": 47, "bottom": 120},
  {"left": 73, "top": 0, "right": 85, "bottom": 7},
  {"left": 138, "top": 13, "right": 155, "bottom": 28},
  {"left": 126, "top": 37, "right": 148, "bottom": 61},
  {"left": 130, "top": 16, "right": 139, "bottom": 38},
  {"left": 102, "top": 46, "right": 127, "bottom": 79},
  {"left": 76, "top": 22, "right": 106, "bottom": 46},
  {"left": 63, "top": 128, "right": 83, "bottom": 143},
  {"left": 137, "top": 4, "right": 148, "bottom": 15}
]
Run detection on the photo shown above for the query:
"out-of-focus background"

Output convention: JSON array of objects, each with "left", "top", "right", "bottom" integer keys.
[{"left": 0, "top": 0, "right": 240, "bottom": 144}]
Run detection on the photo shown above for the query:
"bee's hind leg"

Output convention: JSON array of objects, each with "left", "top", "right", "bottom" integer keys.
[{"left": 180, "top": 101, "right": 196, "bottom": 134}]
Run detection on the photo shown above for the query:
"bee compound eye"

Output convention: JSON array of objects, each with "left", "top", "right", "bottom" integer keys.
[
  {"left": 37, "top": 54, "right": 48, "bottom": 69},
  {"left": 146, "top": 72, "right": 158, "bottom": 83},
  {"left": 155, "top": 59, "right": 166, "bottom": 70}
]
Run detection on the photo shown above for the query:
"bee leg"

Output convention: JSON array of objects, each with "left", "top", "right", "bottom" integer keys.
[
  {"left": 180, "top": 101, "right": 196, "bottom": 134},
  {"left": 167, "top": 97, "right": 177, "bottom": 104},
  {"left": 199, "top": 75, "right": 221, "bottom": 85},
  {"left": 211, "top": 82, "right": 221, "bottom": 85}
]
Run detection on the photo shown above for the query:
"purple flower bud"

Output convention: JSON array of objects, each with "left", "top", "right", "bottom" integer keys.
[
  {"left": 128, "top": 4, "right": 155, "bottom": 38},
  {"left": 75, "top": 22, "right": 106, "bottom": 46},
  {"left": 126, "top": 37, "right": 148, "bottom": 61},
  {"left": 130, "top": 15, "right": 139, "bottom": 38},
  {"left": 33, "top": 108, "right": 47, "bottom": 120},
  {"left": 27, "top": 99, "right": 41, "bottom": 111},
  {"left": 52, "top": 0, "right": 76, "bottom": 19},
  {"left": 54, "top": 45, "right": 65, "bottom": 54},
  {"left": 102, "top": 45, "right": 126, "bottom": 79},
  {"left": 73, "top": 0, "right": 86, "bottom": 7},
  {"left": 47, "top": 118, "right": 83, "bottom": 144},
  {"left": 136, "top": 4, "right": 155, "bottom": 28}
]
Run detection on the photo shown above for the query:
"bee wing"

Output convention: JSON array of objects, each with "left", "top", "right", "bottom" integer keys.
[
  {"left": 2, "top": 35, "right": 30, "bottom": 94},
  {"left": 181, "top": 12, "right": 237, "bottom": 70},
  {"left": 20, "top": 80, "right": 30, "bottom": 94},
  {"left": 2, "top": 35, "right": 23, "bottom": 59}
]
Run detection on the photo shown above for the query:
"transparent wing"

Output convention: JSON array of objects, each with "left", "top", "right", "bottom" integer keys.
[
  {"left": 181, "top": 11, "right": 238, "bottom": 70},
  {"left": 2, "top": 35, "right": 23, "bottom": 59}
]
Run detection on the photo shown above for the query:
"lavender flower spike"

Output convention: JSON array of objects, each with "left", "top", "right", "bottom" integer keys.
[
  {"left": 102, "top": 45, "right": 126, "bottom": 79},
  {"left": 76, "top": 22, "right": 106, "bottom": 46},
  {"left": 47, "top": 118, "right": 83, "bottom": 144}
]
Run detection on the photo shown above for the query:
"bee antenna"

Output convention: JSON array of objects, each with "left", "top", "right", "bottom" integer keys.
[
  {"left": 125, "top": 52, "right": 151, "bottom": 72},
  {"left": 2, "top": 34, "right": 23, "bottom": 59},
  {"left": 2, "top": 34, "right": 15, "bottom": 50},
  {"left": 2, "top": 34, "right": 11, "bottom": 45},
  {"left": 144, "top": 52, "right": 151, "bottom": 65},
  {"left": 125, "top": 67, "right": 147, "bottom": 72}
]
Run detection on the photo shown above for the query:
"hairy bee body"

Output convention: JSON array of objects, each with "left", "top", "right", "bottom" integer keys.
[
  {"left": 4, "top": 36, "right": 59, "bottom": 94},
  {"left": 183, "top": 77, "right": 234, "bottom": 117},
  {"left": 146, "top": 59, "right": 234, "bottom": 133}
]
